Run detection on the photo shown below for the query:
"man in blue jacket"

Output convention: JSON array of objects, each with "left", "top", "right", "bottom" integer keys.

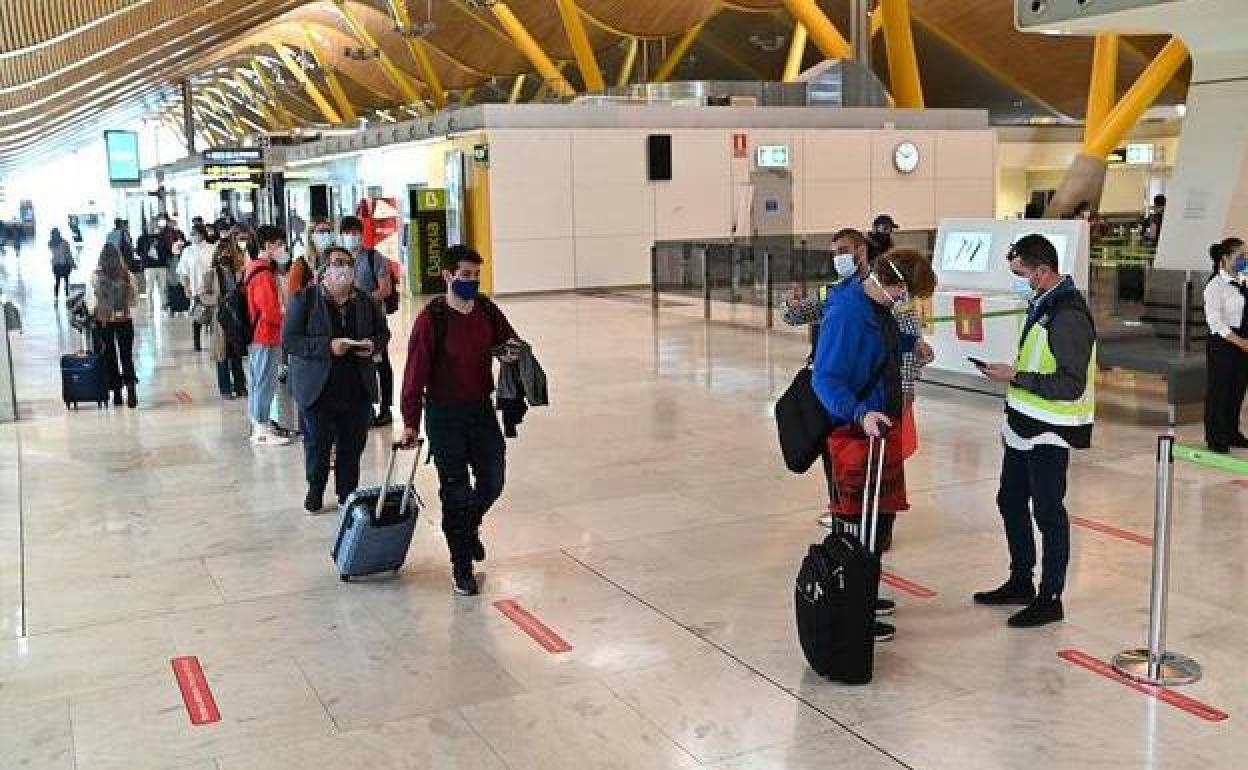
[{"left": 284, "top": 246, "right": 391, "bottom": 513}]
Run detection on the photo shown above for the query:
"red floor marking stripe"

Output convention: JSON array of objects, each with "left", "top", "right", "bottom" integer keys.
[
  {"left": 880, "top": 570, "right": 937, "bottom": 599},
  {"left": 1070, "top": 516, "right": 1153, "bottom": 546},
  {"left": 1058, "top": 649, "right": 1229, "bottom": 722},
  {"left": 493, "top": 599, "right": 573, "bottom": 654},
  {"left": 170, "top": 656, "right": 221, "bottom": 725}
]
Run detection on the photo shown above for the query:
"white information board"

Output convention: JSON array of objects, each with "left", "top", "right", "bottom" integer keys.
[{"left": 933, "top": 218, "right": 1090, "bottom": 292}]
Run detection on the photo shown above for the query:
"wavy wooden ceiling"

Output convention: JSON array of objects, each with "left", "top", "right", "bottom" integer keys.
[{"left": 0, "top": 0, "right": 1190, "bottom": 169}]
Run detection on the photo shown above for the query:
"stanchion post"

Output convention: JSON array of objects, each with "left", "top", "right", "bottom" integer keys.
[
  {"left": 703, "top": 242, "right": 711, "bottom": 320},
  {"left": 1112, "top": 434, "right": 1202, "bottom": 685},
  {"left": 765, "top": 249, "right": 774, "bottom": 329},
  {"left": 650, "top": 245, "right": 659, "bottom": 311}
]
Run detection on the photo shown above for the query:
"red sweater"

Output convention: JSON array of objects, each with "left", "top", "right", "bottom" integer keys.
[
  {"left": 244, "top": 259, "right": 283, "bottom": 346},
  {"left": 401, "top": 299, "right": 516, "bottom": 428}
]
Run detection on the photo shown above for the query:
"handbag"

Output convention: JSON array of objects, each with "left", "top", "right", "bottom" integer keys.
[{"left": 776, "top": 357, "right": 888, "bottom": 474}]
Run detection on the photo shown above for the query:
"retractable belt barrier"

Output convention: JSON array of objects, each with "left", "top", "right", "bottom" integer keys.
[{"left": 1112, "top": 436, "right": 1248, "bottom": 686}]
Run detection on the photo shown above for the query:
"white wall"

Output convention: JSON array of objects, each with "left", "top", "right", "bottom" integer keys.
[{"left": 485, "top": 126, "right": 997, "bottom": 293}]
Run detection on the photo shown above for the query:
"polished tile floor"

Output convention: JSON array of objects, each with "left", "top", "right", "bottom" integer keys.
[{"left": 0, "top": 241, "right": 1245, "bottom": 769}]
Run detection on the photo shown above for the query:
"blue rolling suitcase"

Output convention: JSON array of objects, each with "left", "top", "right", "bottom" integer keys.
[
  {"left": 332, "top": 441, "right": 424, "bottom": 581},
  {"left": 61, "top": 329, "right": 108, "bottom": 410}
]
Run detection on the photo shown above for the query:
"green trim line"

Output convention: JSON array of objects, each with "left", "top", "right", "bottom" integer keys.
[
  {"left": 925, "top": 308, "right": 1028, "bottom": 324},
  {"left": 1173, "top": 444, "right": 1248, "bottom": 476}
]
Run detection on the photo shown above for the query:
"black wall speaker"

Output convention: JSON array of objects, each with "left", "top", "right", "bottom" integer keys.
[{"left": 647, "top": 134, "right": 672, "bottom": 181}]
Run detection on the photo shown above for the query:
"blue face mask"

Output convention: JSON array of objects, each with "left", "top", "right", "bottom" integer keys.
[
  {"left": 833, "top": 252, "right": 857, "bottom": 280},
  {"left": 1232, "top": 255, "right": 1248, "bottom": 275},
  {"left": 1011, "top": 273, "right": 1034, "bottom": 297},
  {"left": 451, "top": 278, "right": 480, "bottom": 301}
]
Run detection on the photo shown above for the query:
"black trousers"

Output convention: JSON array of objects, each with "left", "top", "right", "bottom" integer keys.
[
  {"left": 426, "top": 401, "right": 506, "bottom": 567},
  {"left": 93, "top": 320, "right": 136, "bottom": 391},
  {"left": 53, "top": 268, "right": 71, "bottom": 298},
  {"left": 302, "top": 397, "right": 372, "bottom": 504},
  {"left": 376, "top": 347, "right": 393, "bottom": 412},
  {"left": 996, "top": 444, "right": 1071, "bottom": 599},
  {"left": 192, "top": 321, "right": 203, "bottom": 351},
  {"left": 1205, "top": 335, "right": 1248, "bottom": 449}
]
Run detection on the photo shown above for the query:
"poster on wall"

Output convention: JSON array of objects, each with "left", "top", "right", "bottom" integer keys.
[
  {"left": 445, "top": 151, "right": 466, "bottom": 247},
  {"left": 370, "top": 197, "right": 402, "bottom": 265},
  {"left": 410, "top": 188, "right": 448, "bottom": 295},
  {"left": 104, "top": 130, "right": 141, "bottom": 188}
]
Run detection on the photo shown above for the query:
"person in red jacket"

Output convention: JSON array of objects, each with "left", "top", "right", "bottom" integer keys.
[
  {"left": 399, "top": 245, "right": 521, "bottom": 596},
  {"left": 245, "top": 225, "right": 292, "bottom": 447}
]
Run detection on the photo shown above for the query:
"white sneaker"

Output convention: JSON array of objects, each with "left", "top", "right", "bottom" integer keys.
[
  {"left": 250, "top": 424, "right": 291, "bottom": 447},
  {"left": 818, "top": 513, "right": 839, "bottom": 529}
]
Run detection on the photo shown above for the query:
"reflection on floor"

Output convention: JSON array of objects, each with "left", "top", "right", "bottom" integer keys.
[{"left": 0, "top": 242, "right": 1244, "bottom": 770}]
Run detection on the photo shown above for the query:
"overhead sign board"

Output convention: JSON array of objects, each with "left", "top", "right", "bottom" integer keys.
[
  {"left": 201, "top": 147, "right": 265, "bottom": 191},
  {"left": 104, "top": 130, "right": 141, "bottom": 188}
]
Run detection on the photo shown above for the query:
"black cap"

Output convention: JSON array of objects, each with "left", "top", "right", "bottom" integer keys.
[{"left": 873, "top": 214, "right": 899, "bottom": 230}]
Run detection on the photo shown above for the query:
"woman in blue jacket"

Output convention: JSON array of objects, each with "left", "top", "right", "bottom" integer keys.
[{"left": 812, "top": 249, "right": 937, "bottom": 641}]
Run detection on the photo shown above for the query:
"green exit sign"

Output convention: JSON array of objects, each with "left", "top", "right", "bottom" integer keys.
[{"left": 473, "top": 144, "right": 489, "bottom": 164}]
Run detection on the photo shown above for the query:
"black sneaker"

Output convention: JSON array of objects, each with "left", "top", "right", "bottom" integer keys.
[
  {"left": 269, "top": 420, "right": 294, "bottom": 439},
  {"left": 874, "top": 598, "right": 896, "bottom": 617},
  {"left": 1008, "top": 597, "right": 1064, "bottom": 628},
  {"left": 471, "top": 534, "right": 486, "bottom": 563},
  {"left": 1232, "top": 435, "right": 1248, "bottom": 449},
  {"left": 371, "top": 410, "right": 394, "bottom": 428},
  {"left": 873, "top": 621, "right": 896, "bottom": 642},
  {"left": 452, "top": 566, "right": 479, "bottom": 596},
  {"left": 304, "top": 489, "right": 324, "bottom": 514},
  {"left": 973, "top": 577, "right": 1036, "bottom": 606}
]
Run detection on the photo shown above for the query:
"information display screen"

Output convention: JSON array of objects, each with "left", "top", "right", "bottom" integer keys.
[
  {"left": 1041, "top": 233, "right": 1071, "bottom": 273},
  {"left": 755, "top": 145, "right": 790, "bottom": 169},
  {"left": 940, "top": 231, "right": 993, "bottom": 272},
  {"left": 104, "top": 130, "right": 141, "bottom": 187}
]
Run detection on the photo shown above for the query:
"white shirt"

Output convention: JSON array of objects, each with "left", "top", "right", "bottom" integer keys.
[
  {"left": 177, "top": 241, "right": 209, "bottom": 296},
  {"left": 1204, "top": 270, "right": 1247, "bottom": 340}
]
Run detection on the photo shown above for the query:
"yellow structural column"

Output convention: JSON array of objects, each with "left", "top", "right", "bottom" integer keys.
[
  {"left": 489, "top": 2, "right": 575, "bottom": 97},
  {"left": 554, "top": 0, "right": 605, "bottom": 92},
  {"left": 783, "top": 23, "right": 808, "bottom": 82},
  {"left": 780, "top": 0, "right": 852, "bottom": 61},
  {"left": 879, "top": 0, "right": 925, "bottom": 108},
  {"left": 273, "top": 44, "right": 345, "bottom": 124},
  {"left": 251, "top": 60, "right": 297, "bottom": 129},
  {"left": 616, "top": 37, "right": 639, "bottom": 87},
  {"left": 1085, "top": 34, "right": 1119, "bottom": 142},
  {"left": 385, "top": 0, "right": 447, "bottom": 108},
  {"left": 231, "top": 72, "right": 279, "bottom": 131},
  {"left": 654, "top": 20, "right": 707, "bottom": 82},
  {"left": 301, "top": 25, "right": 359, "bottom": 123},
  {"left": 333, "top": 0, "right": 424, "bottom": 104},
  {"left": 508, "top": 74, "right": 527, "bottom": 104},
  {"left": 1085, "top": 37, "right": 1188, "bottom": 159}
]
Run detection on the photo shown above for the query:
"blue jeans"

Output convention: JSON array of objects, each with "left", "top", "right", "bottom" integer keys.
[
  {"left": 996, "top": 444, "right": 1071, "bottom": 598},
  {"left": 247, "top": 344, "right": 280, "bottom": 425},
  {"left": 425, "top": 401, "right": 506, "bottom": 567}
]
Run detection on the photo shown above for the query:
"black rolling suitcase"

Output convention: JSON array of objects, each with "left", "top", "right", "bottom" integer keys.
[
  {"left": 795, "top": 434, "right": 887, "bottom": 685},
  {"left": 166, "top": 282, "right": 191, "bottom": 314},
  {"left": 61, "top": 328, "right": 108, "bottom": 410}
]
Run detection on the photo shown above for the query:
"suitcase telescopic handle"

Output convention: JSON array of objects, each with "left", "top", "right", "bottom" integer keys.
[
  {"left": 861, "top": 433, "right": 888, "bottom": 557},
  {"left": 375, "top": 439, "right": 425, "bottom": 521}
]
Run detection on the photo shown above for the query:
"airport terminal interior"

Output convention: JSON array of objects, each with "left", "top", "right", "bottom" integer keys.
[{"left": 1, "top": 1, "right": 1247, "bottom": 768}]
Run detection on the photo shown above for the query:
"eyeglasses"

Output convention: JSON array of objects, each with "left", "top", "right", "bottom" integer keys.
[{"left": 884, "top": 259, "right": 909, "bottom": 291}]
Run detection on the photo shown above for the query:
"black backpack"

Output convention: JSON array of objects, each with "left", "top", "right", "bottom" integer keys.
[{"left": 217, "top": 266, "right": 265, "bottom": 351}]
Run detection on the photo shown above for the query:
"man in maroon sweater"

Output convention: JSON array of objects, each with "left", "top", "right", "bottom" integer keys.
[{"left": 399, "top": 245, "right": 520, "bottom": 595}]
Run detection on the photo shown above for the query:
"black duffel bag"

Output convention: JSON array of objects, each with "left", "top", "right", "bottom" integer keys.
[{"left": 776, "top": 358, "right": 886, "bottom": 474}]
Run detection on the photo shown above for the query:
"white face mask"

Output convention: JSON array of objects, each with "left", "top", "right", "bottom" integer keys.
[
  {"left": 340, "top": 234, "right": 361, "bottom": 252},
  {"left": 1011, "top": 273, "right": 1035, "bottom": 297},
  {"left": 311, "top": 232, "right": 335, "bottom": 251},
  {"left": 323, "top": 265, "right": 354, "bottom": 295},
  {"left": 833, "top": 252, "right": 857, "bottom": 280}
]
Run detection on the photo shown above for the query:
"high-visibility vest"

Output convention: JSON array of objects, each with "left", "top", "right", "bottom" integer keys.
[{"left": 1005, "top": 315, "right": 1096, "bottom": 428}]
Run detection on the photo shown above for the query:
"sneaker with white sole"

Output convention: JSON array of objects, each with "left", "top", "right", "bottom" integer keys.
[
  {"left": 873, "top": 621, "right": 896, "bottom": 642},
  {"left": 875, "top": 598, "right": 896, "bottom": 617},
  {"left": 250, "top": 426, "right": 292, "bottom": 447}
]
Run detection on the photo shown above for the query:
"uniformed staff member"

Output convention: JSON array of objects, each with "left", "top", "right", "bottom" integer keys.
[{"left": 974, "top": 234, "right": 1097, "bottom": 629}]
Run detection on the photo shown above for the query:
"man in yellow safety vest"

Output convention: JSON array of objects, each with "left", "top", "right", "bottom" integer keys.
[{"left": 974, "top": 234, "right": 1097, "bottom": 628}]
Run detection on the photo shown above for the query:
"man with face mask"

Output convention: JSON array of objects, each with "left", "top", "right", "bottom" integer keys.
[
  {"left": 244, "top": 225, "right": 293, "bottom": 447},
  {"left": 976, "top": 234, "right": 1097, "bottom": 629},
  {"left": 398, "top": 245, "right": 522, "bottom": 596},
  {"left": 339, "top": 215, "right": 397, "bottom": 428},
  {"left": 284, "top": 247, "right": 391, "bottom": 512}
]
